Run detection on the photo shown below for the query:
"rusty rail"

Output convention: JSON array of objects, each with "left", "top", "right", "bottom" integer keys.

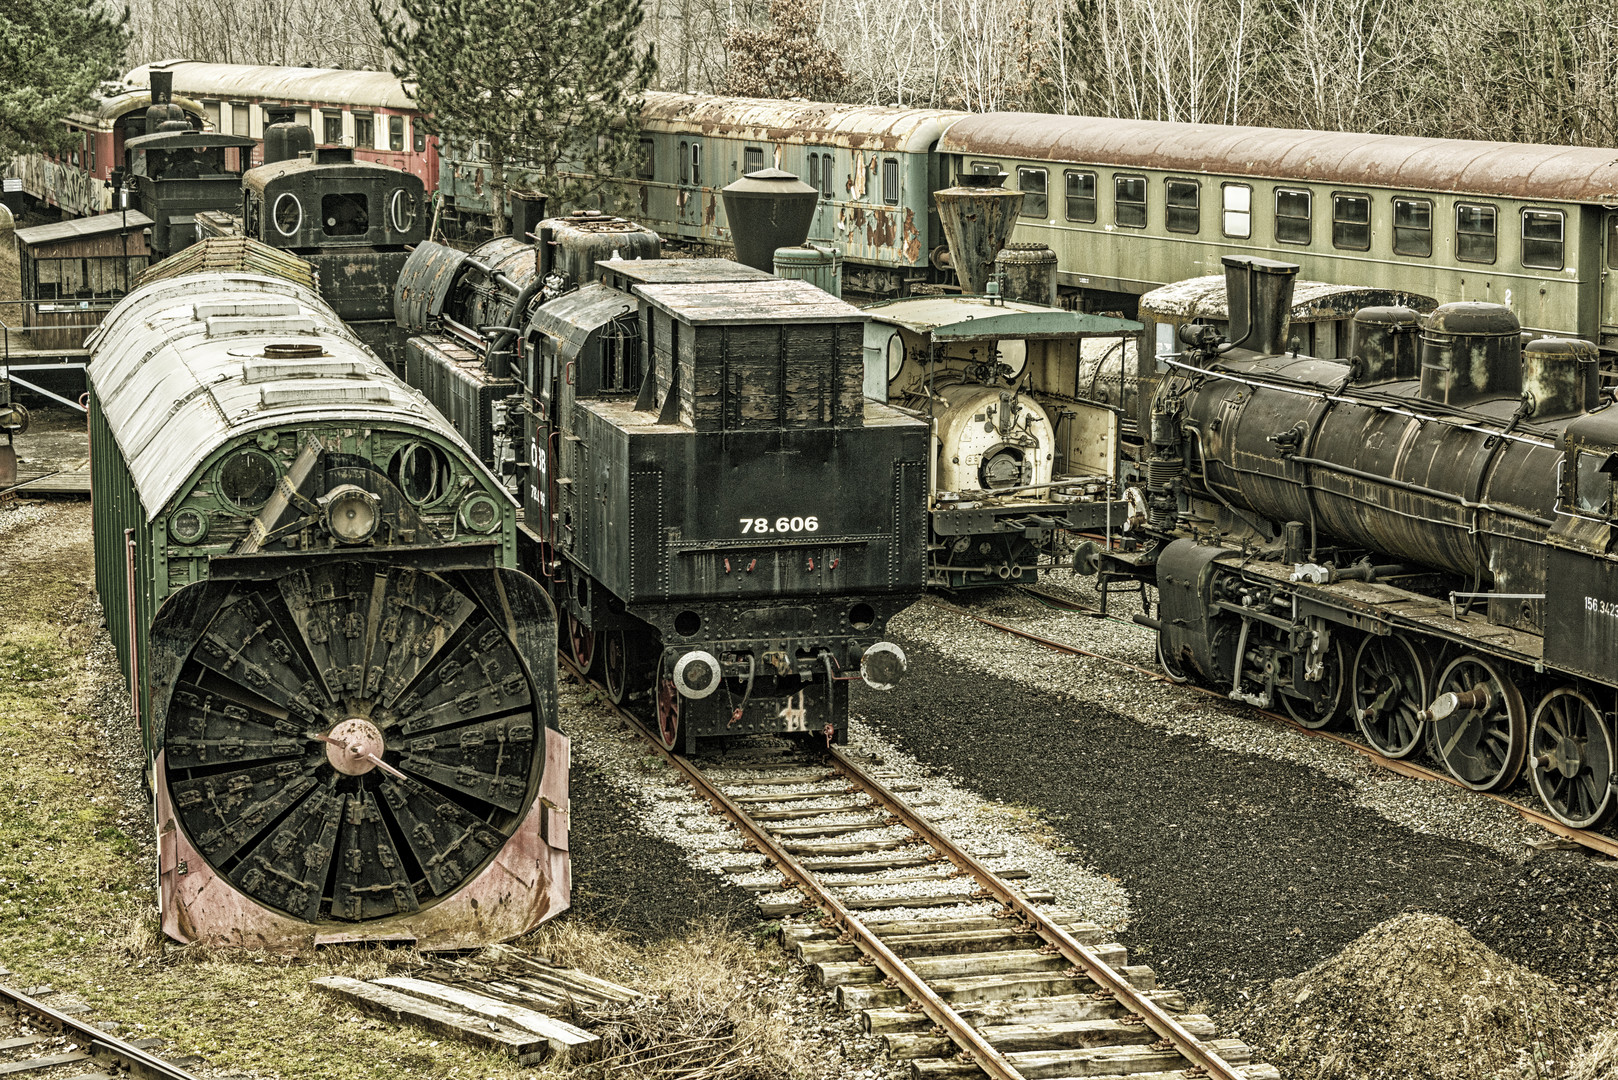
[
  {"left": 828, "top": 746, "right": 1247, "bottom": 1080},
  {"left": 0, "top": 981, "right": 204, "bottom": 1080},
  {"left": 608, "top": 702, "right": 1033, "bottom": 1080},
  {"left": 946, "top": 591, "right": 1618, "bottom": 861}
]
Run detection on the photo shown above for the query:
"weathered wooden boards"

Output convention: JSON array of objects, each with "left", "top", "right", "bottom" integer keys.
[{"left": 312, "top": 950, "right": 639, "bottom": 1065}]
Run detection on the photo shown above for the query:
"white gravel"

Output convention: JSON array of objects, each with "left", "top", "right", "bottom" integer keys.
[
  {"left": 891, "top": 571, "right": 1545, "bottom": 859},
  {"left": 559, "top": 673, "right": 1134, "bottom": 932}
]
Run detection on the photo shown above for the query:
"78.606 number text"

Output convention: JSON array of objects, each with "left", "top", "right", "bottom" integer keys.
[{"left": 741, "top": 516, "right": 819, "bottom": 535}]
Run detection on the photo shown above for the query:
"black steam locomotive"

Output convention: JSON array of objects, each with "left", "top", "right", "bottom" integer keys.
[
  {"left": 1099, "top": 255, "right": 1618, "bottom": 829},
  {"left": 396, "top": 206, "right": 927, "bottom": 752},
  {"left": 88, "top": 267, "right": 567, "bottom": 947}
]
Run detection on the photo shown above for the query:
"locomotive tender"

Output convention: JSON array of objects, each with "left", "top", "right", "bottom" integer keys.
[
  {"left": 88, "top": 270, "right": 567, "bottom": 947},
  {"left": 1098, "top": 254, "right": 1618, "bottom": 829},
  {"left": 396, "top": 212, "right": 927, "bottom": 752}
]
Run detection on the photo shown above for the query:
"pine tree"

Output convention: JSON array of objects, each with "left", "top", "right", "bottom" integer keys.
[
  {"left": 373, "top": 0, "right": 656, "bottom": 231},
  {"left": 0, "top": 0, "right": 129, "bottom": 161}
]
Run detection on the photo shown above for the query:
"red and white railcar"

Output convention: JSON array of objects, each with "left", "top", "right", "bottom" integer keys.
[{"left": 123, "top": 62, "right": 438, "bottom": 189}]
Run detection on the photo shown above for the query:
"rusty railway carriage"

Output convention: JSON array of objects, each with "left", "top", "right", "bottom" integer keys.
[
  {"left": 1096, "top": 254, "right": 1618, "bottom": 831},
  {"left": 122, "top": 61, "right": 439, "bottom": 189},
  {"left": 87, "top": 272, "right": 568, "bottom": 948}
]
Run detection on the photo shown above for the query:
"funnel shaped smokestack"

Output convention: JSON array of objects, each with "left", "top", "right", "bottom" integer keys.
[
  {"left": 149, "top": 69, "right": 173, "bottom": 105},
  {"left": 934, "top": 172, "right": 1022, "bottom": 296},
  {"left": 721, "top": 168, "right": 817, "bottom": 272},
  {"left": 1221, "top": 256, "right": 1298, "bottom": 355}
]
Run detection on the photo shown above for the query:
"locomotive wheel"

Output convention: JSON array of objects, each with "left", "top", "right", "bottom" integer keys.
[
  {"left": 567, "top": 612, "right": 598, "bottom": 675},
  {"left": 1351, "top": 634, "right": 1429, "bottom": 759},
  {"left": 1156, "top": 635, "right": 1191, "bottom": 685},
  {"left": 602, "top": 626, "right": 653, "bottom": 705},
  {"left": 1429, "top": 654, "right": 1527, "bottom": 792},
  {"left": 162, "top": 563, "right": 542, "bottom": 923},
  {"left": 1528, "top": 688, "right": 1617, "bottom": 829},
  {"left": 654, "top": 652, "right": 685, "bottom": 753},
  {"left": 1280, "top": 637, "right": 1349, "bottom": 730}
]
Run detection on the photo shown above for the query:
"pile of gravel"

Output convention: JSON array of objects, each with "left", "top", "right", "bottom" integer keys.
[
  {"left": 1233, "top": 911, "right": 1612, "bottom": 1080},
  {"left": 1458, "top": 852, "right": 1618, "bottom": 988}
]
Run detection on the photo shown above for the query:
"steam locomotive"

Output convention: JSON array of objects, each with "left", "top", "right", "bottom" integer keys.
[
  {"left": 1097, "top": 255, "right": 1618, "bottom": 830},
  {"left": 395, "top": 197, "right": 927, "bottom": 752},
  {"left": 88, "top": 266, "right": 567, "bottom": 947}
]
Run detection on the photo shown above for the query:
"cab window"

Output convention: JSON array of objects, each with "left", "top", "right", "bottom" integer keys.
[{"left": 1576, "top": 450, "right": 1615, "bottom": 516}]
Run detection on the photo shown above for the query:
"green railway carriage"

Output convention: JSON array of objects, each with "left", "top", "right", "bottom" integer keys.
[
  {"left": 86, "top": 270, "right": 568, "bottom": 949},
  {"left": 939, "top": 114, "right": 1618, "bottom": 347}
]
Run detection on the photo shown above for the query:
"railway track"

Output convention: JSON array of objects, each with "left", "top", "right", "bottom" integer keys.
[
  {"left": 943, "top": 583, "right": 1618, "bottom": 861},
  {"left": 0, "top": 971, "right": 203, "bottom": 1080},
  {"left": 567, "top": 659, "right": 1278, "bottom": 1080}
]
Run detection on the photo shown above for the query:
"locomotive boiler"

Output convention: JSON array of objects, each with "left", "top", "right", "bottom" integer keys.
[
  {"left": 1099, "top": 255, "right": 1618, "bottom": 830},
  {"left": 87, "top": 271, "right": 567, "bottom": 947}
]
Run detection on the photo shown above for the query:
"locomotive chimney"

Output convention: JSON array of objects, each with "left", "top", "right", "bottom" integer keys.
[
  {"left": 1221, "top": 256, "right": 1298, "bottom": 356},
  {"left": 1349, "top": 306, "right": 1421, "bottom": 384},
  {"left": 509, "top": 190, "right": 547, "bottom": 241},
  {"left": 1419, "top": 302, "right": 1522, "bottom": 406},
  {"left": 262, "top": 107, "right": 315, "bottom": 165},
  {"left": 934, "top": 172, "right": 1023, "bottom": 296},
  {"left": 720, "top": 168, "right": 817, "bottom": 272},
  {"left": 145, "top": 70, "right": 176, "bottom": 134},
  {"left": 1521, "top": 336, "right": 1600, "bottom": 421}
]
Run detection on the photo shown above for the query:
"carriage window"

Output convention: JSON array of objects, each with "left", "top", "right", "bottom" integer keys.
[
  {"left": 1166, "top": 178, "right": 1199, "bottom": 234},
  {"left": 883, "top": 158, "right": 899, "bottom": 205},
  {"left": 232, "top": 103, "right": 250, "bottom": 136},
  {"left": 808, "top": 152, "right": 820, "bottom": 193},
  {"left": 820, "top": 153, "right": 835, "bottom": 197},
  {"left": 412, "top": 119, "right": 426, "bottom": 153},
  {"left": 1608, "top": 215, "right": 1618, "bottom": 269},
  {"left": 204, "top": 101, "right": 221, "bottom": 131},
  {"left": 323, "top": 112, "right": 342, "bottom": 144},
  {"left": 637, "top": 138, "right": 655, "bottom": 180},
  {"left": 1018, "top": 167, "right": 1047, "bottom": 218},
  {"left": 1457, "top": 203, "right": 1497, "bottom": 263},
  {"left": 1115, "top": 174, "right": 1146, "bottom": 227},
  {"left": 743, "top": 145, "right": 765, "bottom": 173},
  {"left": 691, "top": 142, "right": 702, "bottom": 186},
  {"left": 970, "top": 160, "right": 1000, "bottom": 175},
  {"left": 679, "top": 141, "right": 689, "bottom": 184},
  {"left": 1223, "top": 183, "right": 1251, "bottom": 238},
  {"left": 1332, "top": 193, "right": 1371, "bottom": 250},
  {"left": 1276, "top": 188, "right": 1311, "bottom": 244},
  {"left": 1576, "top": 451, "right": 1615, "bottom": 516},
  {"left": 1393, "top": 197, "right": 1432, "bottom": 256},
  {"left": 1522, "top": 209, "right": 1565, "bottom": 270},
  {"left": 353, "top": 114, "right": 374, "bottom": 150},
  {"left": 1065, "top": 170, "right": 1095, "bottom": 222},
  {"left": 389, "top": 115, "right": 405, "bottom": 152}
]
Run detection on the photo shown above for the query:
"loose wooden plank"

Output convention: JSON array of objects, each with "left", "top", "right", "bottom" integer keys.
[
  {"left": 310, "top": 976, "right": 546, "bottom": 1062},
  {"left": 479, "top": 945, "right": 641, "bottom": 1001},
  {"left": 375, "top": 978, "right": 600, "bottom": 1062}
]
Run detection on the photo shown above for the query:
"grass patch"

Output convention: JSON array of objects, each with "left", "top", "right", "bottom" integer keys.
[{"left": 0, "top": 504, "right": 833, "bottom": 1080}]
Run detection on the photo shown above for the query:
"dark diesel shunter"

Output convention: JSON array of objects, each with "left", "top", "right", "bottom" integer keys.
[
  {"left": 88, "top": 268, "right": 568, "bottom": 948},
  {"left": 395, "top": 202, "right": 927, "bottom": 753},
  {"left": 1095, "top": 254, "right": 1618, "bottom": 830}
]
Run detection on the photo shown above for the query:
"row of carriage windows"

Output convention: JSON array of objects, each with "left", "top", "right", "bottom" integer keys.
[
  {"left": 663, "top": 141, "right": 899, "bottom": 204},
  {"left": 1002, "top": 164, "right": 1571, "bottom": 271},
  {"left": 200, "top": 101, "right": 424, "bottom": 153}
]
